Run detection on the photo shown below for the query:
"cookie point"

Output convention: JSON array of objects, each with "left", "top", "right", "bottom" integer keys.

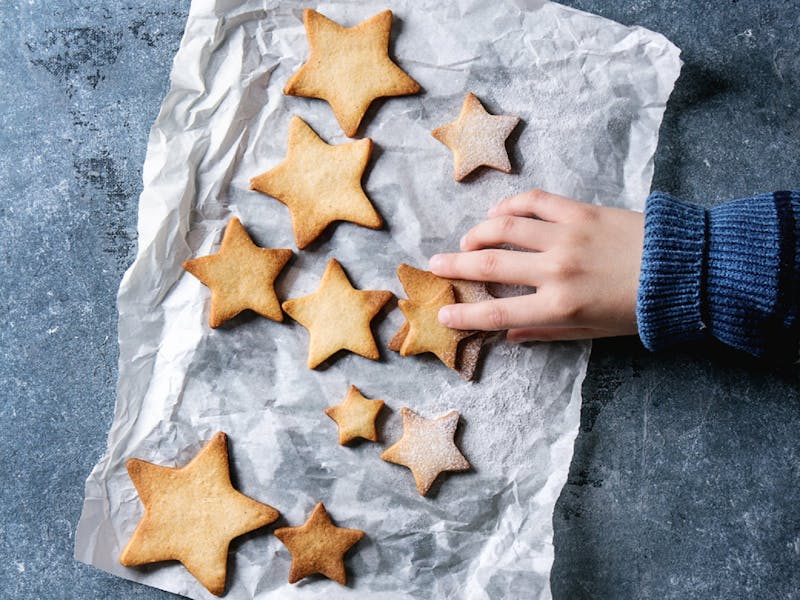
[
  {"left": 207, "top": 582, "right": 225, "bottom": 596},
  {"left": 118, "top": 547, "right": 134, "bottom": 567}
]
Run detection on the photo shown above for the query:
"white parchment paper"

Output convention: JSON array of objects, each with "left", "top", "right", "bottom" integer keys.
[{"left": 75, "top": 1, "right": 681, "bottom": 598}]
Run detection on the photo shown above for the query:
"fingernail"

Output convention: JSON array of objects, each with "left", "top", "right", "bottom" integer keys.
[
  {"left": 428, "top": 254, "right": 442, "bottom": 271},
  {"left": 487, "top": 205, "right": 498, "bottom": 217},
  {"left": 459, "top": 235, "right": 467, "bottom": 250},
  {"left": 438, "top": 306, "right": 453, "bottom": 326}
]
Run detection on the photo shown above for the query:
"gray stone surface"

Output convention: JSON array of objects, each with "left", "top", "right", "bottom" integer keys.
[{"left": 0, "top": 1, "right": 797, "bottom": 599}]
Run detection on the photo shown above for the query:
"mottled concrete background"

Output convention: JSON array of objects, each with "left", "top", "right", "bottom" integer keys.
[{"left": 1, "top": 1, "right": 798, "bottom": 598}]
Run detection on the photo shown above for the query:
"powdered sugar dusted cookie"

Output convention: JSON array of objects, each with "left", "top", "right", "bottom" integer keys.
[
  {"left": 432, "top": 92, "right": 520, "bottom": 181},
  {"left": 381, "top": 408, "right": 470, "bottom": 496},
  {"left": 284, "top": 9, "right": 420, "bottom": 137}
]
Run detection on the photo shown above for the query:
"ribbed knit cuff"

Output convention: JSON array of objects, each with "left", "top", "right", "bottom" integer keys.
[
  {"left": 637, "top": 192, "right": 708, "bottom": 351},
  {"left": 705, "top": 192, "right": 799, "bottom": 358}
]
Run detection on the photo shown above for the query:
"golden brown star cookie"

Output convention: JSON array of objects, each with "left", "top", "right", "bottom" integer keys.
[
  {"left": 432, "top": 92, "right": 520, "bottom": 181},
  {"left": 274, "top": 502, "right": 364, "bottom": 585},
  {"left": 381, "top": 408, "right": 471, "bottom": 496},
  {"left": 249, "top": 116, "right": 381, "bottom": 250},
  {"left": 284, "top": 9, "right": 420, "bottom": 137},
  {"left": 398, "top": 285, "right": 473, "bottom": 370},
  {"left": 282, "top": 258, "right": 392, "bottom": 368},
  {"left": 182, "top": 217, "right": 293, "bottom": 328},
  {"left": 119, "top": 432, "right": 280, "bottom": 596},
  {"left": 325, "top": 385, "right": 385, "bottom": 445},
  {"left": 389, "top": 263, "right": 493, "bottom": 380}
]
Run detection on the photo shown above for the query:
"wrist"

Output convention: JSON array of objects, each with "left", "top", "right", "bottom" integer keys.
[{"left": 636, "top": 192, "right": 707, "bottom": 350}]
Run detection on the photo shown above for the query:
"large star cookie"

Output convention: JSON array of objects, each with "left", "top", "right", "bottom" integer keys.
[
  {"left": 284, "top": 9, "right": 420, "bottom": 137},
  {"left": 381, "top": 408, "right": 471, "bottom": 496},
  {"left": 389, "top": 263, "right": 493, "bottom": 379},
  {"left": 119, "top": 432, "right": 280, "bottom": 596},
  {"left": 182, "top": 217, "right": 293, "bottom": 328},
  {"left": 282, "top": 258, "right": 392, "bottom": 368},
  {"left": 250, "top": 116, "right": 381, "bottom": 250},
  {"left": 432, "top": 92, "right": 520, "bottom": 181},
  {"left": 274, "top": 502, "right": 364, "bottom": 585},
  {"left": 325, "top": 385, "right": 385, "bottom": 445}
]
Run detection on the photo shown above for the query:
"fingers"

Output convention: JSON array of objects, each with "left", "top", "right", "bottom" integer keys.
[
  {"left": 488, "top": 189, "right": 590, "bottom": 223},
  {"left": 437, "top": 295, "right": 565, "bottom": 331},
  {"left": 506, "top": 326, "right": 605, "bottom": 342},
  {"left": 460, "top": 215, "right": 558, "bottom": 252},
  {"left": 429, "top": 249, "right": 541, "bottom": 286}
]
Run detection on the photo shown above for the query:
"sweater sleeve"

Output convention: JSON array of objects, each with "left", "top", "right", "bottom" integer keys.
[{"left": 636, "top": 190, "right": 800, "bottom": 359}]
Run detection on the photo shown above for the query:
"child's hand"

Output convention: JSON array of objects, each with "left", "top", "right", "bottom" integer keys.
[{"left": 428, "top": 189, "right": 645, "bottom": 342}]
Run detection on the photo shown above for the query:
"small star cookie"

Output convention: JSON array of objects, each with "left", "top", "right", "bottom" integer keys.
[
  {"left": 119, "top": 432, "right": 280, "bottom": 596},
  {"left": 284, "top": 9, "right": 420, "bottom": 137},
  {"left": 250, "top": 116, "right": 381, "bottom": 250},
  {"left": 432, "top": 92, "right": 520, "bottom": 181},
  {"left": 282, "top": 258, "right": 392, "bottom": 368},
  {"left": 325, "top": 385, "right": 385, "bottom": 445},
  {"left": 182, "top": 217, "right": 293, "bottom": 328},
  {"left": 381, "top": 408, "right": 471, "bottom": 496},
  {"left": 274, "top": 502, "right": 364, "bottom": 585}
]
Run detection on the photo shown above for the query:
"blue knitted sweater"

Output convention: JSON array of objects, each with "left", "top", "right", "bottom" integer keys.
[{"left": 636, "top": 190, "right": 800, "bottom": 359}]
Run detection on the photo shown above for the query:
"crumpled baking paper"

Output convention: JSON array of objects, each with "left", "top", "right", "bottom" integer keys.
[{"left": 75, "top": 1, "right": 681, "bottom": 598}]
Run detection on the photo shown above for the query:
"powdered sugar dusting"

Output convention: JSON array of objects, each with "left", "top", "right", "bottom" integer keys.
[
  {"left": 381, "top": 408, "right": 470, "bottom": 495},
  {"left": 433, "top": 92, "right": 520, "bottom": 180}
]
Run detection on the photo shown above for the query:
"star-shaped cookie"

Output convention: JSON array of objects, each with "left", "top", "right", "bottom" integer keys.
[
  {"left": 325, "top": 385, "right": 385, "bottom": 445},
  {"left": 389, "top": 264, "right": 494, "bottom": 380},
  {"left": 282, "top": 258, "right": 392, "bottom": 368},
  {"left": 381, "top": 408, "right": 471, "bottom": 496},
  {"left": 284, "top": 9, "right": 420, "bottom": 137},
  {"left": 397, "top": 285, "right": 473, "bottom": 370},
  {"left": 250, "top": 116, "right": 381, "bottom": 250},
  {"left": 274, "top": 502, "right": 364, "bottom": 585},
  {"left": 119, "top": 432, "right": 280, "bottom": 596},
  {"left": 432, "top": 92, "right": 520, "bottom": 181},
  {"left": 182, "top": 217, "right": 293, "bottom": 328}
]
